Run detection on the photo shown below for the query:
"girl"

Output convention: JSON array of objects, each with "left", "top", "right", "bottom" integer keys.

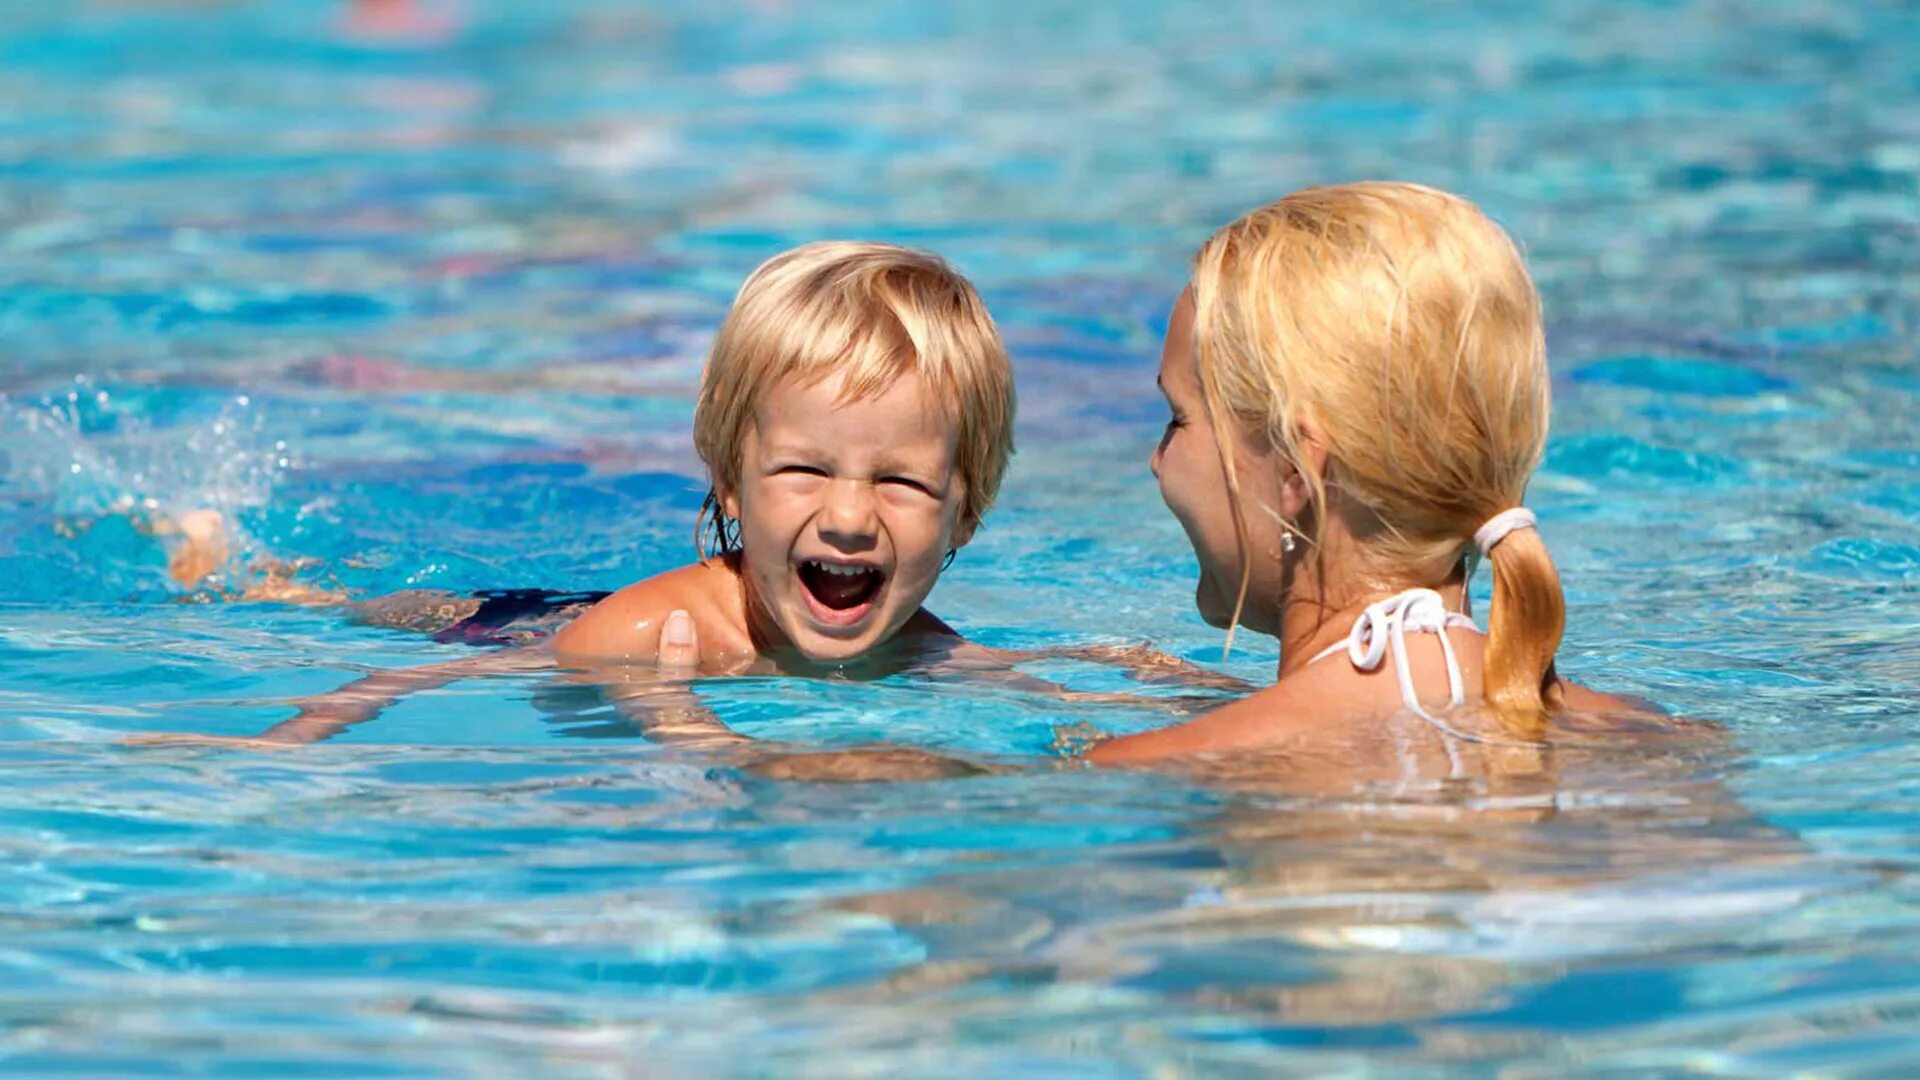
[{"left": 1089, "top": 182, "right": 1662, "bottom": 780}]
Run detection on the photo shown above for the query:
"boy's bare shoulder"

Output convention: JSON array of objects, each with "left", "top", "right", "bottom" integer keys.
[
  {"left": 552, "top": 560, "right": 747, "bottom": 664},
  {"left": 902, "top": 607, "right": 962, "bottom": 640}
]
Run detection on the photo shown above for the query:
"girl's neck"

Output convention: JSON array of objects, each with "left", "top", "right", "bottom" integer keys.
[{"left": 1274, "top": 567, "right": 1469, "bottom": 679}]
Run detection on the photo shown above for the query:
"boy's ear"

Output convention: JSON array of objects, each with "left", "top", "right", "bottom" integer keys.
[{"left": 949, "top": 517, "right": 977, "bottom": 551}]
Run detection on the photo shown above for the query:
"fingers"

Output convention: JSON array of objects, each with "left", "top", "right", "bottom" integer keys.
[{"left": 656, "top": 609, "right": 700, "bottom": 676}]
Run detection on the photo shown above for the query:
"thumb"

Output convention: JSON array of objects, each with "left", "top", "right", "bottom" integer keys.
[{"left": 657, "top": 609, "right": 700, "bottom": 675}]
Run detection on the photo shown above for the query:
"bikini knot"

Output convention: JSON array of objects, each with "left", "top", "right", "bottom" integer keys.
[{"left": 1344, "top": 588, "right": 1455, "bottom": 672}]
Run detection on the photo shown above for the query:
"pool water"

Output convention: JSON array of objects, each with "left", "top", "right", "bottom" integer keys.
[{"left": 2, "top": 0, "right": 1917, "bottom": 1074}]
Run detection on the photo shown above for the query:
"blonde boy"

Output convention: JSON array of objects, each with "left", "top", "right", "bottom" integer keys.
[
  {"left": 554, "top": 240, "right": 1013, "bottom": 669},
  {"left": 135, "top": 241, "right": 1235, "bottom": 753}
]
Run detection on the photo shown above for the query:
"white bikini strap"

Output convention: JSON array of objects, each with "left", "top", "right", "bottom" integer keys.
[
  {"left": 1311, "top": 587, "right": 1472, "bottom": 701},
  {"left": 1308, "top": 587, "right": 1539, "bottom": 761}
]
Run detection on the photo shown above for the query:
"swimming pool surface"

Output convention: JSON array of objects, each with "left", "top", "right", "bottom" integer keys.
[{"left": 2, "top": 0, "right": 1917, "bottom": 1074}]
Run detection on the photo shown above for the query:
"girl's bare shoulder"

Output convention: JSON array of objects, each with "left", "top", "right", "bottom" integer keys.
[
  {"left": 1084, "top": 673, "right": 1334, "bottom": 765},
  {"left": 1088, "top": 671, "right": 1711, "bottom": 767},
  {"left": 1554, "top": 679, "right": 1723, "bottom": 742}
]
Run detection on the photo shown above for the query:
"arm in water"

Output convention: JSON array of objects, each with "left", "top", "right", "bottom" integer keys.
[
  {"left": 127, "top": 647, "right": 559, "bottom": 748},
  {"left": 596, "top": 614, "right": 989, "bottom": 781},
  {"left": 127, "top": 610, "right": 717, "bottom": 749},
  {"left": 979, "top": 641, "right": 1256, "bottom": 696},
  {"left": 128, "top": 613, "right": 988, "bottom": 780},
  {"left": 632, "top": 612, "right": 1257, "bottom": 758}
]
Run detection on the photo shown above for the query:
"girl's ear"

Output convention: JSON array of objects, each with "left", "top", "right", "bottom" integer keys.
[
  {"left": 1277, "top": 412, "right": 1329, "bottom": 519},
  {"left": 720, "top": 486, "right": 741, "bottom": 520}
]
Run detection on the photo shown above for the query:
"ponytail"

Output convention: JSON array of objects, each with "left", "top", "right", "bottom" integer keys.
[{"left": 1481, "top": 521, "right": 1565, "bottom": 738}]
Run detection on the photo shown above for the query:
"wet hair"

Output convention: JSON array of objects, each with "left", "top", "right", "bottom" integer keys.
[
  {"left": 1189, "top": 182, "right": 1564, "bottom": 735},
  {"left": 692, "top": 240, "right": 1014, "bottom": 557}
]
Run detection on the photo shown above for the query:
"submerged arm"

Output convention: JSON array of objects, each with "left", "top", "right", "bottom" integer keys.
[
  {"left": 131, "top": 647, "right": 555, "bottom": 748},
  {"left": 1009, "top": 642, "right": 1257, "bottom": 694},
  {"left": 925, "top": 640, "right": 1254, "bottom": 718},
  {"left": 260, "top": 648, "right": 555, "bottom": 743},
  {"left": 590, "top": 612, "right": 989, "bottom": 781}
]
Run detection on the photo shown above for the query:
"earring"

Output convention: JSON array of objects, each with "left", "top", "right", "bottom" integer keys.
[{"left": 1281, "top": 532, "right": 1297, "bottom": 555}]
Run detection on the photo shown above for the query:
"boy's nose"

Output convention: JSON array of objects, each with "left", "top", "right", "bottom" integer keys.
[{"left": 818, "top": 478, "right": 879, "bottom": 547}]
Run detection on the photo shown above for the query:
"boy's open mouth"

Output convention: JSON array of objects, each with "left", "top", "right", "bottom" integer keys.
[{"left": 797, "top": 559, "right": 885, "bottom": 626}]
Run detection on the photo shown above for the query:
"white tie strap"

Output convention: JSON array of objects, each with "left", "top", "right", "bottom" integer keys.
[
  {"left": 1309, "top": 587, "right": 1543, "bottom": 769},
  {"left": 1330, "top": 588, "right": 1475, "bottom": 710}
]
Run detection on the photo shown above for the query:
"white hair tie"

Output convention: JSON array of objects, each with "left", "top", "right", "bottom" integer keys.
[{"left": 1474, "top": 507, "right": 1537, "bottom": 555}]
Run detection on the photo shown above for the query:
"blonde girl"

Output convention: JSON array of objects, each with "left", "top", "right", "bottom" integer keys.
[{"left": 1092, "top": 182, "right": 1650, "bottom": 779}]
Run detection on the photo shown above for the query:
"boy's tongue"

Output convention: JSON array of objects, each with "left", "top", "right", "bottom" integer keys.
[{"left": 800, "top": 562, "right": 881, "bottom": 611}]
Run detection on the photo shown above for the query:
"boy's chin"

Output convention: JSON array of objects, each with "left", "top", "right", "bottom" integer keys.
[
  {"left": 782, "top": 615, "right": 894, "bottom": 665},
  {"left": 792, "top": 636, "right": 873, "bottom": 663}
]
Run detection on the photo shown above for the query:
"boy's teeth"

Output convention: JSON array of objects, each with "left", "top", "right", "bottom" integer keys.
[
  {"left": 811, "top": 561, "right": 868, "bottom": 576},
  {"left": 799, "top": 559, "right": 885, "bottom": 614}
]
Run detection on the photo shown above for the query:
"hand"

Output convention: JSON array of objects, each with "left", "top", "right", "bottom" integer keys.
[
  {"left": 1049, "top": 721, "right": 1112, "bottom": 756},
  {"left": 657, "top": 609, "right": 699, "bottom": 677}
]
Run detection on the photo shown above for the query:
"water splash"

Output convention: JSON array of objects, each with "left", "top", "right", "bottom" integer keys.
[{"left": 0, "top": 375, "right": 295, "bottom": 592}]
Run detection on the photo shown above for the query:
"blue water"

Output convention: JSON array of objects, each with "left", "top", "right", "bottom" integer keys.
[{"left": 2, "top": 0, "right": 1917, "bottom": 1074}]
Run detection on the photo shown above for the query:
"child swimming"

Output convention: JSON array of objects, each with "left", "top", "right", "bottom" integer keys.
[
  {"left": 138, "top": 240, "right": 1242, "bottom": 755},
  {"left": 551, "top": 239, "right": 1013, "bottom": 671}
]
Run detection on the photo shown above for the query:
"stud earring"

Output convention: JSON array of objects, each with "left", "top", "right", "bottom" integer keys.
[{"left": 1281, "top": 532, "right": 1297, "bottom": 555}]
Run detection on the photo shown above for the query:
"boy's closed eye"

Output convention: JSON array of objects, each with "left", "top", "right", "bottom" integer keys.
[{"left": 879, "top": 475, "right": 937, "bottom": 497}]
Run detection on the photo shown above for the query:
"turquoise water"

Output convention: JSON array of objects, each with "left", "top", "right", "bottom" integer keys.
[{"left": 2, "top": 0, "right": 1917, "bottom": 1073}]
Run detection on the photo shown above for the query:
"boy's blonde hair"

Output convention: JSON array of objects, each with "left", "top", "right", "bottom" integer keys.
[
  {"left": 693, "top": 240, "right": 1014, "bottom": 554},
  {"left": 1189, "top": 182, "right": 1564, "bottom": 736}
]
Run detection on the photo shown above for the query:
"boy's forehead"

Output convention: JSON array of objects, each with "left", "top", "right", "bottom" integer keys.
[
  {"left": 744, "top": 369, "right": 959, "bottom": 461},
  {"left": 759, "top": 366, "right": 953, "bottom": 424}
]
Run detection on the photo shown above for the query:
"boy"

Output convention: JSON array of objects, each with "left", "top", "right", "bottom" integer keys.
[{"left": 139, "top": 242, "right": 1240, "bottom": 758}]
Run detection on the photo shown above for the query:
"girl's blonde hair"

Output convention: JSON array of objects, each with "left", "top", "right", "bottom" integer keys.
[
  {"left": 1189, "top": 182, "right": 1564, "bottom": 736},
  {"left": 693, "top": 240, "right": 1014, "bottom": 555}
]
